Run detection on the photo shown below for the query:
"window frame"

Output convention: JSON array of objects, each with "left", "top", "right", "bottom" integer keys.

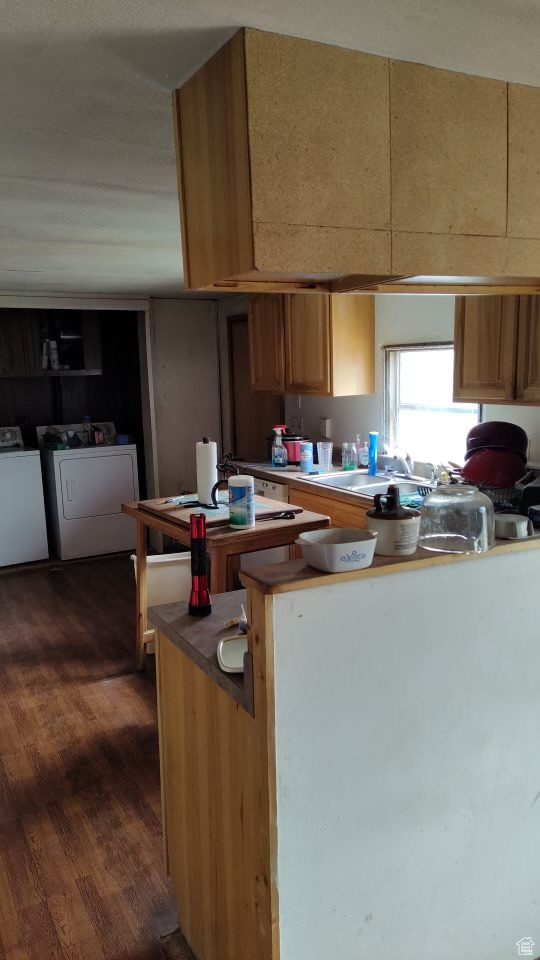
[{"left": 383, "top": 341, "right": 480, "bottom": 461}]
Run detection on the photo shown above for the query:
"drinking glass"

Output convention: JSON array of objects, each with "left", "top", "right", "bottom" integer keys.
[
  {"left": 341, "top": 442, "right": 357, "bottom": 470},
  {"left": 317, "top": 441, "right": 333, "bottom": 472}
]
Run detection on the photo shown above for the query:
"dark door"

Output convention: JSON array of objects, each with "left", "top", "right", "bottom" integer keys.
[
  {"left": 0, "top": 311, "right": 29, "bottom": 376},
  {"left": 228, "top": 316, "right": 283, "bottom": 461}
]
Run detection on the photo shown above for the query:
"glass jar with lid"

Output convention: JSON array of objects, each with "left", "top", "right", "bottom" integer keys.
[{"left": 418, "top": 485, "right": 495, "bottom": 554}]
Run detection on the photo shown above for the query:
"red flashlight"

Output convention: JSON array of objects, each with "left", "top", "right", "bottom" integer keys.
[{"left": 188, "top": 513, "right": 211, "bottom": 617}]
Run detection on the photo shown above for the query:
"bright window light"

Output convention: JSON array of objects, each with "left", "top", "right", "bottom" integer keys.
[{"left": 384, "top": 344, "right": 479, "bottom": 465}]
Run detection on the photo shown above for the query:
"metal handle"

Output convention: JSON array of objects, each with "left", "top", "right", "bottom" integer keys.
[{"left": 66, "top": 479, "right": 75, "bottom": 501}]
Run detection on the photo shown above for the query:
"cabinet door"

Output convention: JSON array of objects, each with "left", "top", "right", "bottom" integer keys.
[
  {"left": 285, "top": 295, "right": 331, "bottom": 395},
  {"left": 23, "top": 314, "right": 43, "bottom": 375},
  {"left": 0, "top": 312, "right": 28, "bottom": 377},
  {"left": 515, "top": 296, "right": 540, "bottom": 403},
  {"left": 453, "top": 296, "right": 518, "bottom": 402},
  {"left": 248, "top": 295, "right": 285, "bottom": 392},
  {"left": 289, "top": 486, "right": 368, "bottom": 528},
  {"left": 81, "top": 314, "right": 103, "bottom": 371}
]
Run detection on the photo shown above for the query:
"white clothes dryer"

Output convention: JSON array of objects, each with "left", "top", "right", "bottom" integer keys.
[{"left": 41, "top": 444, "right": 139, "bottom": 560}]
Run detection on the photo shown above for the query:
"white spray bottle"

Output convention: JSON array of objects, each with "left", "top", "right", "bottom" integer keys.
[{"left": 271, "top": 425, "right": 288, "bottom": 468}]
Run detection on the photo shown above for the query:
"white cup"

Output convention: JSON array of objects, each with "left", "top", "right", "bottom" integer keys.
[{"left": 494, "top": 513, "right": 533, "bottom": 539}]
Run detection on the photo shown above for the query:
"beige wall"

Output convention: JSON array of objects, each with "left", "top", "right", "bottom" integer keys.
[{"left": 150, "top": 298, "right": 221, "bottom": 497}]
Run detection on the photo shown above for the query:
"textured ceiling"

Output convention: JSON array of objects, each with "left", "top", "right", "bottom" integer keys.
[{"left": 2, "top": 0, "right": 540, "bottom": 296}]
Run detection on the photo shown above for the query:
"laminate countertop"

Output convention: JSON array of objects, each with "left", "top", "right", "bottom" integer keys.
[
  {"left": 148, "top": 590, "right": 254, "bottom": 715},
  {"left": 241, "top": 535, "right": 540, "bottom": 595},
  {"left": 230, "top": 461, "right": 307, "bottom": 483},
  {"left": 231, "top": 461, "right": 375, "bottom": 508}
]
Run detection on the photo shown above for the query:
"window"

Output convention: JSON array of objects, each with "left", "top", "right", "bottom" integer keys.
[{"left": 384, "top": 344, "right": 479, "bottom": 465}]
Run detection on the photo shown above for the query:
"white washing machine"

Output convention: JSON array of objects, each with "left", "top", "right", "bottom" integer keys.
[
  {"left": 40, "top": 444, "right": 139, "bottom": 560},
  {"left": 0, "top": 427, "right": 49, "bottom": 567}
]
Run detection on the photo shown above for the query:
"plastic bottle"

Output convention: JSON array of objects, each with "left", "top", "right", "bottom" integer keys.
[
  {"left": 354, "top": 434, "right": 362, "bottom": 466},
  {"left": 368, "top": 431, "right": 378, "bottom": 476},
  {"left": 271, "top": 425, "right": 288, "bottom": 468},
  {"left": 300, "top": 441, "right": 314, "bottom": 474},
  {"left": 359, "top": 441, "right": 369, "bottom": 467},
  {"left": 82, "top": 415, "right": 92, "bottom": 446},
  {"left": 341, "top": 442, "right": 356, "bottom": 470}
]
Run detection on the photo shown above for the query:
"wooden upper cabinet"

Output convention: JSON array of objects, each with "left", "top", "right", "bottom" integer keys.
[
  {"left": 248, "top": 294, "right": 375, "bottom": 397},
  {"left": 248, "top": 295, "right": 285, "bottom": 393},
  {"left": 515, "top": 296, "right": 540, "bottom": 403},
  {"left": 245, "top": 32, "right": 390, "bottom": 237},
  {"left": 453, "top": 296, "right": 518, "bottom": 402},
  {"left": 390, "top": 62, "right": 507, "bottom": 242},
  {"left": 174, "top": 28, "right": 540, "bottom": 291},
  {"left": 508, "top": 85, "right": 540, "bottom": 241},
  {"left": 174, "top": 29, "right": 393, "bottom": 290},
  {"left": 454, "top": 294, "right": 540, "bottom": 404},
  {"left": 285, "top": 295, "right": 331, "bottom": 394}
]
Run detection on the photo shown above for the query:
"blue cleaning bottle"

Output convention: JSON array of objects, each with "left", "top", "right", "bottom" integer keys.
[{"left": 368, "top": 431, "right": 378, "bottom": 476}]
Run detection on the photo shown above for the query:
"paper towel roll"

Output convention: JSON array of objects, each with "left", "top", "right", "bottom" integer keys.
[{"left": 196, "top": 438, "right": 218, "bottom": 506}]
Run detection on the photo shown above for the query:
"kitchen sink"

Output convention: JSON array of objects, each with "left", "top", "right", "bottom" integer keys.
[{"left": 304, "top": 472, "right": 427, "bottom": 498}]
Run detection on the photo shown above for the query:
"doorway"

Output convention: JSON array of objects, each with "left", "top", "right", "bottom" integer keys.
[{"left": 228, "top": 316, "right": 283, "bottom": 461}]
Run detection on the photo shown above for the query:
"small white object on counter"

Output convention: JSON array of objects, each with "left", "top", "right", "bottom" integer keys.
[
  {"left": 196, "top": 438, "right": 218, "bottom": 506},
  {"left": 217, "top": 635, "right": 248, "bottom": 673},
  {"left": 494, "top": 513, "right": 534, "bottom": 539},
  {"left": 296, "top": 528, "right": 377, "bottom": 573}
]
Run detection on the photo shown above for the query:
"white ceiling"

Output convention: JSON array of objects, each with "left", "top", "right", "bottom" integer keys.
[{"left": 3, "top": 0, "right": 540, "bottom": 297}]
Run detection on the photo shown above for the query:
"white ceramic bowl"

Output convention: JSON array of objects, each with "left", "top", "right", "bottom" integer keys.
[{"left": 296, "top": 528, "right": 377, "bottom": 573}]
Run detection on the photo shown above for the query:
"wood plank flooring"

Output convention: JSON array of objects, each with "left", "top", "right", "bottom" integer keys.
[{"left": 0, "top": 556, "right": 177, "bottom": 960}]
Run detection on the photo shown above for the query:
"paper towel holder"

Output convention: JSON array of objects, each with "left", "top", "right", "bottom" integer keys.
[{"left": 211, "top": 453, "right": 240, "bottom": 508}]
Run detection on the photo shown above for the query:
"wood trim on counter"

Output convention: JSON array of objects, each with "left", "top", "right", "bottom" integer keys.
[{"left": 240, "top": 537, "right": 540, "bottom": 595}]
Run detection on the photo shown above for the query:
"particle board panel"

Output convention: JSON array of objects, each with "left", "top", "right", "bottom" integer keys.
[
  {"left": 390, "top": 60, "right": 507, "bottom": 238},
  {"left": 508, "top": 84, "right": 540, "bottom": 240},
  {"left": 392, "top": 231, "right": 508, "bottom": 277},
  {"left": 175, "top": 30, "right": 254, "bottom": 289},
  {"left": 507, "top": 238, "right": 540, "bottom": 276},
  {"left": 253, "top": 221, "right": 392, "bottom": 275},
  {"left": 244, "top": 28, "right": 391, "bottom": 232}
]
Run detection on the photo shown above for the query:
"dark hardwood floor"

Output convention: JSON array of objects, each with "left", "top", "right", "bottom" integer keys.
[{"left": 0, "top": 556, "right": 177, "bottom": 960}]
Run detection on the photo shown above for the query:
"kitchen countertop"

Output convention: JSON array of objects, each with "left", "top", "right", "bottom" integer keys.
[
  {"left": 148, "top": 589, "right": 254, "bottom": 715},
  {"left": 231, "top": 460, "right": 306, "bottom": 482},
  {"left": 241, "top": 535, "right": 540, "bottom": 595},
  {"left": 231, "top": 461, "right": 374, "bottom": 506}
]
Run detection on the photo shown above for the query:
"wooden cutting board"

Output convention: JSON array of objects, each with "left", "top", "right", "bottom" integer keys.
[{"left": 137, "top": 495, "right": 301, "bottom": 528}]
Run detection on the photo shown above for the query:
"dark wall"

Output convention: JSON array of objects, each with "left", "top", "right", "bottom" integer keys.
[{"left": 0, "top": 309, "right": 146, "bottom": 495}]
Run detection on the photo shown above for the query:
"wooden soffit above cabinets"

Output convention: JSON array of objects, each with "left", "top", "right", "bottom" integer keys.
[{"left": 174, "top": 29, "right": 540, "bottom": 294}]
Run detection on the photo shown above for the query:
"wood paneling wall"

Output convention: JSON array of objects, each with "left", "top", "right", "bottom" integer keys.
[{"left": 0, "top": 310, "right": 146, "bottom": 492}]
